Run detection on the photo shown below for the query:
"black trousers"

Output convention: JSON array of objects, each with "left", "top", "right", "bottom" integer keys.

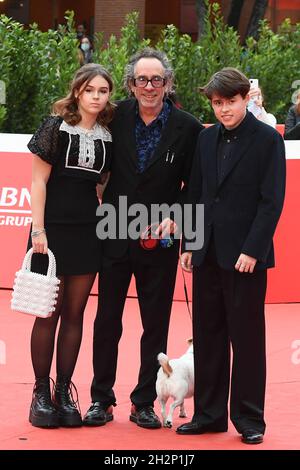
[
  {"left": 192, "top": 242, "right": 267, "bottom": 433},
  {"left": 91, "top": 243, "right": 178, "bottom": 408}
]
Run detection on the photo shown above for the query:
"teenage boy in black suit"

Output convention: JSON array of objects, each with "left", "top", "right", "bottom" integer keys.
[
  {"left": 177, "top": 68, "right": 286, "bottom": 444},
  {"left": 83, "top": 48, "right": 203, "bottom": 428}
]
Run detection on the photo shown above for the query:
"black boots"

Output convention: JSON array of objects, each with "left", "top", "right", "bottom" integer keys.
[
  {"left": 29, "top": 377, "right": 59, "bottom": 428},
  {"left": 29, "top": 376, "right": 82, "bottom": 428},
  {"left": 53, "top": 376, "right": 82, "bottom": 427}
]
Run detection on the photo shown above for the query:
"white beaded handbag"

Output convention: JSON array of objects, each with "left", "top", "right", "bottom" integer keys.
[{"left": 11, "top": 248, "right": 60, "bottom": 318}]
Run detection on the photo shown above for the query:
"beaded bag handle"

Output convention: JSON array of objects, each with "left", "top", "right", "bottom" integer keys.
[{"left": 22, "top": 248, "right": 57, "bottom": 278}]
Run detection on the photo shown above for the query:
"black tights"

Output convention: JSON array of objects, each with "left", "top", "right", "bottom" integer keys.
[{"left": 31, "top": 273, "right": 96, "bottom": 379}]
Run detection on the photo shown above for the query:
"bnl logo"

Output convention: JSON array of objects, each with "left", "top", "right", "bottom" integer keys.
[{"left": 0, "top": 340, "right": 6, "bottom": 365}]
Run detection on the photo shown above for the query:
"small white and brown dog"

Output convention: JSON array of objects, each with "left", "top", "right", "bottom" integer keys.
[{"left": 155, "top": 339, "right": 194, "bottom": 428}]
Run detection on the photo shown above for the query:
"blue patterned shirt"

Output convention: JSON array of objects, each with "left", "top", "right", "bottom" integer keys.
[{"left": 135, "top": 100, "right": 171, "bottom": 173}]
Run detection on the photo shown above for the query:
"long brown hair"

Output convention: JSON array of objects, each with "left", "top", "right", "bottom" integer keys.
[{"left": 53, "top": 63, "right": 115, "bottom": 128}]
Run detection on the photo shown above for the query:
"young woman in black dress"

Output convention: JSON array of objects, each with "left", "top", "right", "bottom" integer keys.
[{"left": 27, "top": 63, "right": 114, "bottom": 428}]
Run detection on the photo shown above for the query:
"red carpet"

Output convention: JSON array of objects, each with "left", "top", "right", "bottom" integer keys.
[{"left": 0, "top": 289, "right": 300, "bottom": 450}]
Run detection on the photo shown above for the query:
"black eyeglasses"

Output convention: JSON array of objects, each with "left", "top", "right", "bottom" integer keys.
[{"left": 133, "top": 76, "right": 166, "bottom": 88}]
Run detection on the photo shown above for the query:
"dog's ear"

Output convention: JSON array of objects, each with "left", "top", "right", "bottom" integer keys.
[{"left": 187, "top": 338, "right": 193, "bottom": 344}]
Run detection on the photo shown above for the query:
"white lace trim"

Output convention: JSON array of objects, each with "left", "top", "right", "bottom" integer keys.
[
  {"left": 59, "top": 120, "right": 110, "bottom": 173},
  {"left": 79, "top": 133, "right": 95, "bottom": 168}
]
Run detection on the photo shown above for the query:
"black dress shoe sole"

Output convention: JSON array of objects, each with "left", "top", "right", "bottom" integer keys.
[
  {"left": 83, "top": 414, "right": 113, "bottom": 427},
  {"left": 176, "top": 425, "right": 227, "bottom": 435},
  {"left": 241, "top": 435, "right": 264, "bottom": 444},
  {"left": 129, "top": 414, "right": 162, "bottom": 429}
]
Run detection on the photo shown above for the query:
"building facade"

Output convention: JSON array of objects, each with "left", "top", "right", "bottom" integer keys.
[{"left": 0, "top": 0, "right": 299, "bottom": 42}]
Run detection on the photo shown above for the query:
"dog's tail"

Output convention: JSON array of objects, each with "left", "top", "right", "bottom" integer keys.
[{"left": 157, "top": 353, "right": 173, "bottom": 377}]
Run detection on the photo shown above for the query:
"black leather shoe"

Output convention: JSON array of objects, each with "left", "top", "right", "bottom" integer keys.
[
  {"left": 29, "top": 377, "right": 59, "bottom": 428},
  {"left": 176, "top": 421, "right": 228, "bottom": 435},
  {"left": 129, "top": 405, "right": 161, "bottom": 429},
  {"left": 53, "top": 377, "right": 82, "bottom": 427},
  {"left": 83, "top": 402, "right": 114, "bottom": 426},
  {"left": 241, "top": 429, "right": 264, "bottom": 444}
]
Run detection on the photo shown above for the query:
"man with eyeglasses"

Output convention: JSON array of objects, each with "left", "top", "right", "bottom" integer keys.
[{"left": 83, "top": 47, "right": 203, "bottom": 429}]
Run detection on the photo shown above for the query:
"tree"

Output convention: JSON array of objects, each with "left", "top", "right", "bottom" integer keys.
[
  {"left": 227, "top": 0, "right": 244, "bottom": 30},
  {"left": 246, "top": 0, "right": 268, "bottom": 39},
  {"left": 195, "top": 0, "right": 208, "bottom": 39}
]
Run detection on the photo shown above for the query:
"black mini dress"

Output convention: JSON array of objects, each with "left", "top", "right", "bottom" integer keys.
[{"left": 27, "top": 115, "right": 112, "bottom": 276}]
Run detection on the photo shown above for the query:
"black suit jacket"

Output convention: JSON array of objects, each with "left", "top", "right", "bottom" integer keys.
[
  {"left": 185, "top": 111, "right": 286, "bottom": 270},
  {"left": 101, "top": 98, "right": 203, "bottom": 260}
]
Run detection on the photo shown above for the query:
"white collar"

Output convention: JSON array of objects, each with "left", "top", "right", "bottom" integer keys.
[{"left": 59, "top": 120, "right": 112, "bottom": 142}]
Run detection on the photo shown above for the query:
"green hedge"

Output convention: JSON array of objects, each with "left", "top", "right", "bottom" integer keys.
[
  {"left": 0, "top": 11, "right": 78, "bottom": 133},
  {"left": 0, "top": 5, "right": 299, "bottom": 132}
]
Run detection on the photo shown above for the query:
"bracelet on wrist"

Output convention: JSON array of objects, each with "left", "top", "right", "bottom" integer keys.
[{"left": 31, "top": 228, "right": 46, "bottom": 238}]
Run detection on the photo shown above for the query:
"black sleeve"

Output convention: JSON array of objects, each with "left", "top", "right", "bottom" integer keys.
[
  {"left": 27, "top": 116, "right": 61, "bottom": 165},
  {"left": 181, "top": 131, "right": 204, "bottom": 253},
  {"left": 242, "top": 131, "right": 286, "bottom": 261},
  {"left": 177, "top": 118, "right": 204, "bottom": 208}
]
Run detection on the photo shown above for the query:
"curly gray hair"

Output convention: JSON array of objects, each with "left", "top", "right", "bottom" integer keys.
[{"left": 124, "top": 47, "right": 174, "bottom": 96}]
